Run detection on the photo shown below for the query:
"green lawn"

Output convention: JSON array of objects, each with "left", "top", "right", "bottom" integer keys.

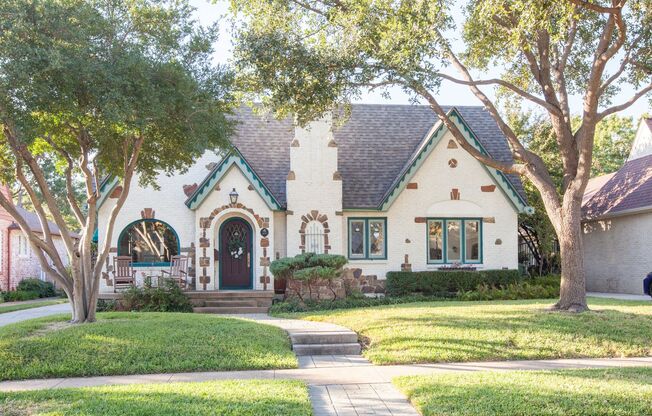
[
  {"left": 394, "top": 367, "right": 652, "bottom": 416},
  {"left": 275, "top": 298, "right": 652, "bottom": 364},
  {"left": 0, "top": 299, "right": 67, "bottom": 314},
  {"left": 0, "top": 312, "right": 297, "bottom": 381},
  {"left": 0, "top": 379, "right": 312, "bottom": 416}
]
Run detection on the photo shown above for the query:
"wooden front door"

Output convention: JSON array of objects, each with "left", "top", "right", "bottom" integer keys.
[{"left": 219, "top": 218, "right": 253, "bottom": 289}]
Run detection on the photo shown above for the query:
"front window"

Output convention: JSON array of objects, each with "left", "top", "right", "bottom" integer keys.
[
  {"left": 118, "top": 220, "right": 179, "bottom": 266},
  {"left": 305, "top": 221, "right": 325, "bottom": 254},
  {"left": 427, "top": 218, "right": 482, "bottom": 264},
  {"left": 348, "top": 218, "right": 387, "bottom": 260}
]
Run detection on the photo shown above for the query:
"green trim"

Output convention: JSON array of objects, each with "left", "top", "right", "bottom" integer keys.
[
  {"left": 379, "top": 108, "right": 531, "bottom": 214},
  {"left": 186, "top": 151, "right": 281, "bottom": 211},
  {"left": 218, "top": 217, "right": 254, "bottom": 290},
  {"left": 426, "top": 218, "right": 483, "bottom": 265},
  {"left": 347, "top": 217, "right": 388, "bottom": 260},
  {"left": 97, "top": 177, "right": 120, "bottom": 210},
  {"left": 117, "top": 218, "right": 181, "bottom": 268}
]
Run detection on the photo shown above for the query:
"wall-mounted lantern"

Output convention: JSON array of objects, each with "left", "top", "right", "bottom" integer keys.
[{"left": 229, "top": 188, "right": 239, "bottom": 205}]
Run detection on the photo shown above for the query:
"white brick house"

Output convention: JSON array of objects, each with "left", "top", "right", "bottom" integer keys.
[{"left": 96, "top": 105, "right": 530, "bottom": 292}]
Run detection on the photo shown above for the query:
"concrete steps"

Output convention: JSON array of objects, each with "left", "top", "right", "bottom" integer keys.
[
  {"left": 189, "top": 291, "right": 274, "bottom": 314},
  {"left": 194, "top": 306, "right": 270, "bottom": 314},
  {"left": 290, "top": 330, "right": 361, "bottom": 356}
]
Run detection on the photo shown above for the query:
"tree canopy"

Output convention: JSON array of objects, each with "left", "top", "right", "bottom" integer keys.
[{"left": 0, "top": 0, "right": 234, "bottom": 322}]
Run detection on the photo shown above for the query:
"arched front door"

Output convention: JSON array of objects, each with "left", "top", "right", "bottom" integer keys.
[{"left": 219, "top": 217, "right": 253, "bottom": 290}]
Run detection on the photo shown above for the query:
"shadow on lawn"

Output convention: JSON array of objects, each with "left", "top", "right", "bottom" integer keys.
[{"left": 400, "top": 368, "right": 652, "bottom": 416}]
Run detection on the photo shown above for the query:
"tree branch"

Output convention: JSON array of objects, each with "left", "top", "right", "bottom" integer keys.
[
  {"left": 598, "top": 83, "right": 652, "bottom": 119},
  {"left": 566, "top": 0, "right": 622, "bottom": 14}
]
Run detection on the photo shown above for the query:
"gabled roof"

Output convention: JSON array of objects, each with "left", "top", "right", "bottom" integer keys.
[
  {"left": 185, "top": 150, "right": 282, "bottom": 210},
  {"left": 582, "top": 153, "right": 652, "bottom": 220},
  {"left": 217, "top": 105, "right": 525, "bottom": 210}
]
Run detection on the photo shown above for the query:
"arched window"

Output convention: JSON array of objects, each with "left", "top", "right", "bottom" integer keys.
[
  {"left": 118, "top": 220, "right": 179, "bottom": 266},
  {"left": 305, "top": 220, "right": 325, "bottom": 254}
]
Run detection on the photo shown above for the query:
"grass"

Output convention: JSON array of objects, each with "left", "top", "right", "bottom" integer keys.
[
  {"left": 274, "top": 297, "right": 652, "bottom": 364},
  {"left": 0, "top": 312, "right": 297, "bottom": 381},
  {"left": 0, "top": 299, "right": 67, "bottom": 314},
  {"left": 0, "top": 379, "right": 312, "bottom": 416},
  {"left": 394, "top": 367, "right": 652, "bottom": 416}
]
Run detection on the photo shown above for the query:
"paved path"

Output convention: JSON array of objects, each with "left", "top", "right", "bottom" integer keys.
[
  {"left": 2, "top": 356, "right": 651, "bottom": 391},
  {"left": 0, "top": 302, "right": 71, "bottom": 327},
  {"left": 588, "top": 292, "right": 651, "bottom": 301}
]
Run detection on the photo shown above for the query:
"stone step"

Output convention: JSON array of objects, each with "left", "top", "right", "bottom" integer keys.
[
  {"left": 204, "top": 300, "right": 259, "bottom": 308},
  {"left": 193, "top": 306, "right": 270, "bottom": 314},
  {"left": 185, "top": 291, "right": 275, "bottom": 299},
  {"left": 290, "top": 331, "right": 359, "bottom": 345},
  {"left": 293, "top": 343, "right": 362, "bottom": 356}
]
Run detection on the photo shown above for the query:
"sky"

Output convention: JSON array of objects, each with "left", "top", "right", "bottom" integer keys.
[{"left": 191, "top": 0, "right": 649, "bottom": 119}]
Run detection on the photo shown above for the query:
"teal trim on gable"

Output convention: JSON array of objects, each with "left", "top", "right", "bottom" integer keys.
[
  {"left": 378, "top": 108, "right": 532, "bottom": 214},
  {"left": 96, "top": 177, "right": 119, "bottom": 210},
  {"left": 185, "top": 151, "right": 282, "bottom": 211}
]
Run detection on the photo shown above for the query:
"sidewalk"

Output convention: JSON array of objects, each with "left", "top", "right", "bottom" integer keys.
[
  {"left": 588, "top": 292, "right": 652, "bottom": 301},
  {"left": 0, "top": 302, "right": 71, "bottom": 328},
  {"left": 2, "top": 356, "right": 651, "bottom": 392}
]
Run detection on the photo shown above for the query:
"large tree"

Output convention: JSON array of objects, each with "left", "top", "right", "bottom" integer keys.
[
  {"left": 229, "top": 0, "right": 652, "bottom": 311},
  {"left": 0, "top": 0, "right": 233, "bottom": 322}
]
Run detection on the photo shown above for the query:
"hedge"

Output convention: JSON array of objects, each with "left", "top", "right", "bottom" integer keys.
[{"left": 386, "top": 269, "right": 521, "bottom": 296}]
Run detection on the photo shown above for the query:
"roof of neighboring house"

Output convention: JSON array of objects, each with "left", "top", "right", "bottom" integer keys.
[
  {"left": 7, "top": 205, "right": 73, "bottom": 237},
  {"left": 228, "top": 104, "right": 525, "bottom": 209},
  {"left": 582, "top": 152, "right": 652, "bottom": 220}
]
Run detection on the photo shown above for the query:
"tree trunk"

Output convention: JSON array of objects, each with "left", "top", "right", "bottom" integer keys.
[{"left": 552, "top": 202, "right": 588, "bottom": 312}]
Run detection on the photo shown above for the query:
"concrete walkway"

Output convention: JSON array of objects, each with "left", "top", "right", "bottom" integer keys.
[
  {"left": 0, "top": 302, "right": 71, "bottom": 327},
  {"left": 588, "top": 292, "right": 652, "bottom": 301}
]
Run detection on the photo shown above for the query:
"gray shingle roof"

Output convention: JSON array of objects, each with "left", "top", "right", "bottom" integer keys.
[
  {"left": 582, "top": 153, "right": 652, "bottom": 219},
  {"left": 228, "top": 104, "right": 525, "bottom": 209}
]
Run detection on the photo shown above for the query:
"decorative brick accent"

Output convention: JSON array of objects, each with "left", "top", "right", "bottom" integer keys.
[
  {"left": 199, "top": 218, "right": 212, "bottom": 229},
  {"left": 401, "top": 254, "right": 412, "bottom": 272},
  {"left": 447, "top": 139, "right": 458, "bottom": 149},
  {"left": 110, "top": 186, "right": 123, "bottom": 198},
  {"left": 335, "top": 211, "right": 343, "bottom": 216},
  {"left": 214, "top": 184, "right": 220, "bottom": 191},
  {"left": 260, "top": 275, "right": 270, "bottom": 284},
  {"left": 483, "top": 217, "right": 496, "bottom": 223},
  {"left": 102, "top": 272, "right": 113, "bottom": 287},
  {"left": 206, "top": 162, "right": 217, "bottom": 171},
  {"left": 291, "top": 139, "right": 300, "bottom": 147},
  {"left": 183, "top": 184, "right": 198, "bottom": 197},
  {"left": 299, "top": 209, "right": 331, "bottom": 254},
  {"left": 327, "top": 139, "right": 338, "bottom": 147},
  {"left": 405, "top": 238, "right": 411, "bottom": 243},
  {"left": 199, "top": 275, "right": 210, "bottom": 284},
  {"left": 406, "top": 182, "right": 418, "bottom": 189},
  {"left": 140, "top": 208, "right": 155, "bottom": 219},
  {"left": 260, "top": 257, "right": 271, "bottom": 267},
  {"left": 109, "top": 247, "right": 118, "bottom": 253},
  {"left": 332, "top": 171, "right": 342, "bottom": 181},
  {"left": 260, "top": 237, "right": 269, "bottom": 248},
  {"left": 414, "top": 217, "right": 426, "bottom": 223},
  {"left": 199, "top": 257, "right": 210, "bottom": 267},
  {"left": 287, "top": 170, "right": 296, "bottom": 180},
  {"left": 448, "top": 158, "right": 458, "bottom": 168},
  {"left": 317, "top": 214, "right": 328, "bottom": 222},
  {"left": 247, "top": 184, "right": 254, "bottom": 190},
  {"left": 495, "top": 238, "right": 503, "bottom": 245},
  {"left": 481, "top": 185, "right": 496, "bottom": 192},
  {"left": 450, "top": 188, "right": 461, "bottom": 200},
  {"left": 199, "top": 237, "right": 210, "bottom": 248}
]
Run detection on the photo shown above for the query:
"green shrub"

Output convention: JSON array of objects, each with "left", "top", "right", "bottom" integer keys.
[
  {"left": 457, "top": 275, "right": 560, "bottom": 301},
  {"left": 96, "top": 299, "right": 118, "bottom": 312},
  {"left": 16, "top": 279, "right": 57, "bottom": 298},
  {"left": 269, "top": 294, "right": 454, "bottom": 314},
  {"left": 271, "top": 253, "right": 348, "bottom": 300},
  {"left": 122, "top": 280, "right": 193, "bottom": 312},
  {"left": 3, "top": 290, "right": 40, "bottom": 302},
  {"left": 386, "top": 269, "right": 521, "bottom": 296}
]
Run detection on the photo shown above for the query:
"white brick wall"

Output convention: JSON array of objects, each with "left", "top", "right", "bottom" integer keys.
[{"left": 583, "top": 211, "right": 652, "bottom": 294}]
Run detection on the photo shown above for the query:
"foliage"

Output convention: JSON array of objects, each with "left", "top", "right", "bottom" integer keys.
[
  {"left": 395, "top": 368, "right": 652, "bottom": 416},
  {"left": 458, "top": 275, "right": 560, "bottom": 301},
  {"left": 16, "top": 278, "right": 57, "bottom": 298},
  {"left": 271, "top": 253, "right": 348, "bottom": 300},
  {"left": 122, "top": 280, "right": 193, "bottom": 313},
  {"left": 1, "top": 290, "right": 40, "bottom": 302},
  {"left": 0, "top": 312, "right": 297, "bottom": 381},
  {"left": 0, "top": 0, "right": 234, "bottom": 322},
  {"left": 386, "top": 270, "right": 521, "bottom": 296},
  {"left": 290, "top": 298, "right": 652, "bottom": 365},
  {"left": 0, "top": 379, "right": 313, "bottom": 416},
  {"left": 95, "top": 299, "right": 118, "bottom": 312}
]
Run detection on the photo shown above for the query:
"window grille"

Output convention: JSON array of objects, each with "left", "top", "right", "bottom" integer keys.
[{"left": 305, "top": 221, "right": 325, "bottom": 254}]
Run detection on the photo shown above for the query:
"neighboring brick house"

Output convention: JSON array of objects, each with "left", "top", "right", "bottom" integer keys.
[
  {"left": 0, "top": 185, "right": 72, "bottom": 291},
  {"left": 582, "top": 117, "right": 652, "bottom": 295},
  {"left": 97, "top": 104, "right": 531, "bottom": 292}
]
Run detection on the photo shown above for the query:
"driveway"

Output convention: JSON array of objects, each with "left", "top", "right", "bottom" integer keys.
[{"left": 0, "top": 302, "right": 71, "bottom": 327}]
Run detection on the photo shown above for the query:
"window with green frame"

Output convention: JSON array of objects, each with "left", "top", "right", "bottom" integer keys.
[
  {"left": 348, "top": 218, "right": 387, "bottom": 260},
  {"left": 427, "top": 218, "right": 482, "bottom": 264},
  {"left": 118, "top": 219, "right": 180, "bottom": 267}
]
